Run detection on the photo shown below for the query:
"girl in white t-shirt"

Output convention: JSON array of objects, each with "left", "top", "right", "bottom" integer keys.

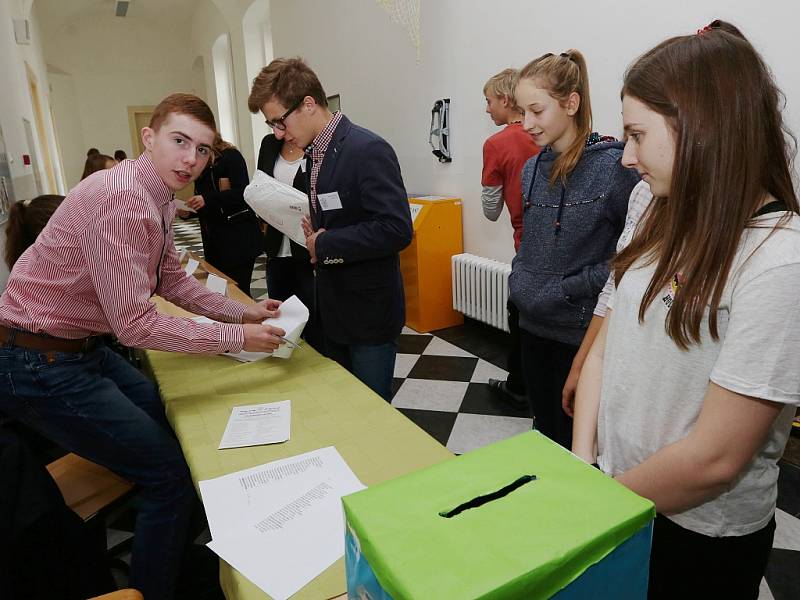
[{"left": 572, "top": 20, "right": 800, "bottom": 599}]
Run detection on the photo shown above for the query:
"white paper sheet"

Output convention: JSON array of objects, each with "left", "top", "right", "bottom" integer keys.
[
  {"left": 218, "top": 400, "right": 291, "bottom": 449},
  {"left": 174, "top": 198, "right": 197, "bottom": 213},
  {"left": 184, "top": 258, "right": 199, "bottom": 275},
  {"left": 206, "top": 272, "right": 228, "bottom": 295},
  {"left": 199, "top": 447, "right": 366, "bottom": 600},
  {"left": 244, "top": 170, "right": 310, "bottom": 247}
]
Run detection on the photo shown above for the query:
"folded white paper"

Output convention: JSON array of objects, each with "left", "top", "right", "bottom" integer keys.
[
  {"left": 184, "top": 258, "right": 199, "bottom": 276},
  {"left": 244, "top": 170, "right": 309, "bottom": 247},
  {"left": 206, "top": 273, "right": 227, "bottom": 295},
  {"left": 262, "top": 294, "right": 309, "bottom": 359},
  {"left": 218, "top": 400, "right": 291, "bottom": 449}
]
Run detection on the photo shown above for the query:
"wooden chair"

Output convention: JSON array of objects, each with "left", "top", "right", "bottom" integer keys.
[
  {"left": 46, "top": 453, "right": 134, "bottom": 521},
  {"left": 90, "top": 589, "right": 143, "bottom": 600},
  {"left": 47, "top": 452, "right": 136, "bottom": 586}
]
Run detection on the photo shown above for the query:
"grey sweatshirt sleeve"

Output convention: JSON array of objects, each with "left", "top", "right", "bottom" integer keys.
[{"left": 482, "top": 185, "right": 504, "bottom": 221}]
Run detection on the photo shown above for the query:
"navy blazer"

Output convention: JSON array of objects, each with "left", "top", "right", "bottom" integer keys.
[{"left": 308, "top": 115, "right": 412, "bottom": 344}]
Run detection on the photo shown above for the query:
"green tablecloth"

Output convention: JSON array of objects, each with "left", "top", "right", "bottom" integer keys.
[{"left": 144, "top": 342, "right": 452, "bottom": 600}]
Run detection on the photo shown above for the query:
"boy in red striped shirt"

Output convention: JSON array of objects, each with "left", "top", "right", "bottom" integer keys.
[{"left": 0, "top": 94, "right": 284, "bottom": 600}]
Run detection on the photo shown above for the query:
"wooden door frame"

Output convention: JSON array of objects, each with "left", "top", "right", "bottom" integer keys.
[
  {"left": 25, "top": 63, "right": 57, "bottom": 193},
  {"left": 127, "top": 105, "right": 155, "bottom": 157}
]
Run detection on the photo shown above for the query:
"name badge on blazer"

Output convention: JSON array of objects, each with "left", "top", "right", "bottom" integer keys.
[{"left": 318, "top": 191, "right": 343, "bottom": 211}]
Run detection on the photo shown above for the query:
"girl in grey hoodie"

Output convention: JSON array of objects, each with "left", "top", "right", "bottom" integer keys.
[{"left": 509, "top": 50, "right": 639, "bottom": 448}]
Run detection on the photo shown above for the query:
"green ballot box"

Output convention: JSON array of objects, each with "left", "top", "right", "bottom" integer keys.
[{"left": 343, "top": 431, "right": 655, "bottom": 599}]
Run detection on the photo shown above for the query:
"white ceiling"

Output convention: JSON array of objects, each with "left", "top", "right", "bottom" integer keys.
[{"left": 34, "top": 0, "right": 203, "bottom": 35}]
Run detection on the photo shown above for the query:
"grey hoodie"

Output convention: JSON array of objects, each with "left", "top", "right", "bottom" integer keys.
[{"left": 509, "top": 137, "right": 640, "bottom": 346}]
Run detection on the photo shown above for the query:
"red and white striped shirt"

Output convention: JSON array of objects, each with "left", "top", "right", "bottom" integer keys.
[{"left": 0, "top": 152, "right": 247, "bottom": 353}]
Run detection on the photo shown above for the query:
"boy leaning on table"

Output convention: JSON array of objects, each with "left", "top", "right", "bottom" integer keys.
[{"left": 0, "top": 93, "right": 286, "bottom": 600}]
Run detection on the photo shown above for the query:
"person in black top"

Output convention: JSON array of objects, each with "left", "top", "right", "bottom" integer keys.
[
  {"left": 255, "top": 133, "right": 321, "bottom": 349},
  {"left": 185, "top": 135, "right": 262, "bottom": 297}
]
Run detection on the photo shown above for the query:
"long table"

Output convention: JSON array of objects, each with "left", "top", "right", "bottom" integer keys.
[{"left": 144, "top": 267, "right": 452, "bottom": 599}]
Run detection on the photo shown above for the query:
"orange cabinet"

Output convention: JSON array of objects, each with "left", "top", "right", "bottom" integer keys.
[{"left": 400, "top": 196, "right": 464, "bottom": 333}]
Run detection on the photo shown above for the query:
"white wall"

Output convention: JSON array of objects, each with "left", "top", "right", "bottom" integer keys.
[
  {"left": 0, "top": 0, "right": 63, "bottom": 291},
  {"left": 43, "top": 10, "right": 196, "bottom": 189},
  {"left": 0, "top": 0, "right": 61, "bottom": 201},
  {"left": 242, "top": 0, "right": 273, "bottom": 154},
  {"left": 269, "top": 0, "right": 800, "bottom": 264}
]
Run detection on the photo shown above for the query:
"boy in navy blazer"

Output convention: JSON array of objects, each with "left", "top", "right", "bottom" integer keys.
[{"left": 248, "top": 58, "right": 412, "bottom": 400}]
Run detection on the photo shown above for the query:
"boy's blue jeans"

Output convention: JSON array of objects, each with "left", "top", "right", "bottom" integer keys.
[{"left": 0, "top": 341, "right": 194, "bottom": 600}]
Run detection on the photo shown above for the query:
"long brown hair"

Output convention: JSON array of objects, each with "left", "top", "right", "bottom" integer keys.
[
  {"left": 518, "top": 50, "right": 592, "bottom": 184},
  {"left": 81, "top": 153, "right": 115, "bottom": 180},
  {"left": 4, "top": 195, "right": 64, "bottom": 269},
  {"left": 615, "top": 20, "right": 798, "bottom": 349}
]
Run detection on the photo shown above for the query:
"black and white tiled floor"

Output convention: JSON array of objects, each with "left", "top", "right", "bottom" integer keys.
[
  {"left": 392, "top": 326, "right": 533, "bottom": 454},
  {"left": 172, "top": 219, "right": 800, "bottom": 599}
]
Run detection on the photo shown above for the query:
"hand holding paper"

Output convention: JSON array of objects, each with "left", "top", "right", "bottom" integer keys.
[
  {"left": 190, "top": 295, "right": 307, "bottom": 361},
  {"left": 242, "top": 298, "right": 282, "bottom": 323},
  {"left": 243, "top": 323, "right": 286, "bottom": 353},
  {"left": 174, "top": 198, "right": 196, "bottom": 213},
  {"left": 186, "top": 194, "right": 206, "bottom": 211}
]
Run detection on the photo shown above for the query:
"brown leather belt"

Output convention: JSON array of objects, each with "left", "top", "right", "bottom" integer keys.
[{"left": 0, "top": 325, "right": 100, "bottom": 353}]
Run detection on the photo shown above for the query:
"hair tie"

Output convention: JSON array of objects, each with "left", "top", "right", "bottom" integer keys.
[{"left": 696, "top": 24, "right": 712, "bottom": 35}]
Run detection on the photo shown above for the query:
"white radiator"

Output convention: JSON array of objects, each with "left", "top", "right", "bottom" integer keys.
[{"left": 451, "top": 253, "right": 512, "bottom": 332}]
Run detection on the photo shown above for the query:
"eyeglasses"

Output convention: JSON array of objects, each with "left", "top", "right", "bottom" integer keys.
[{"left": 265, "top": 99, "right": 302, "bottom": 131}]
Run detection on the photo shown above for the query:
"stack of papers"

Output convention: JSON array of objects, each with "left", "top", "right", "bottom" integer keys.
[{"left": 199, "top": 447, "right": 365, "bottom": 600}]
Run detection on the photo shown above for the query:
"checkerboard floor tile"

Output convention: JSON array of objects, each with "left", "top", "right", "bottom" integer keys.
[{"left": 172, "top": 219, "right": 799, "bottom": 598}]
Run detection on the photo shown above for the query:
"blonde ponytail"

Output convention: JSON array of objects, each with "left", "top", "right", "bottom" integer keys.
[{"left": 518, "top": 49, "right": 593, "bottom": 184}]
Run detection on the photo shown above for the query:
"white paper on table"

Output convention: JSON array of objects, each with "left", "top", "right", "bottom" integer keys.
[
  {"left": 206, "top": 273, "right": 228, "bottom": 295},
  {"left": 184, "top": 258, "right": 199, "bottom": 276},
  {"left": 174, "top": 198, "right": 196, "bottom": 213},
  {"left": 262, "top": 294, "right": 309, "bottom": 360},
  {"left": 199, "top": 447, "right": 366, "bottom": 600},
  {"left": 177, "top": 246, "right": 188, "bottom": 262},
  {"left": 191, "top": 316, "right": 270, "bottom": 362},
  {"left": 244, "top": 170, "right": 309, "bottom": 247},
  {"left": 218, "top": 400, "right": 291, "bottom": 449}
]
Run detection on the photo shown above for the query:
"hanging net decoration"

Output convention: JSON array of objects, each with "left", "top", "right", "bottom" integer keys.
[{"left": 376, "top": 0, "right": 421, "bottom": 59}]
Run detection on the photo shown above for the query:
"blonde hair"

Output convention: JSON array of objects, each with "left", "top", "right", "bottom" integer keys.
[
  {"left": 519, "top": 50, "right": 592, "bottom": 184},
  {"left": 483, "top": 68, "right": 519, "bottom": 101}
]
